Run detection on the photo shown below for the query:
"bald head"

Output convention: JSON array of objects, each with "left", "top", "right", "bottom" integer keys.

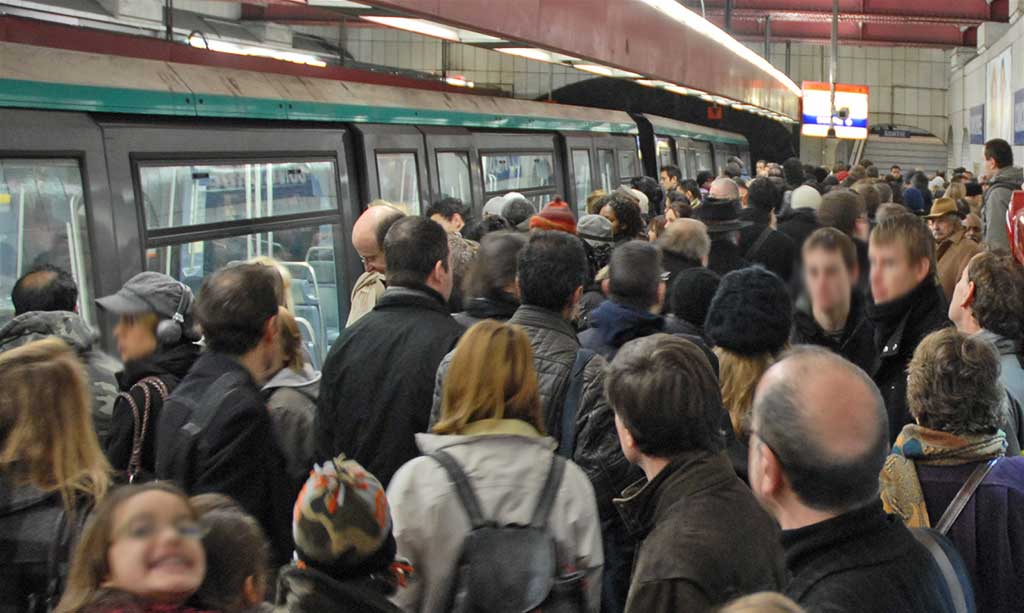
[
  {"left": 351, "top": 203, "right": 405, "bottom": 274},
  {"left": 752, "top": 346, "right": 888, "bottom": 512},
  {"left": 12, "top": 265, "right": 78, "bottom": 315},
  {"left": 657, "top": 218, "right": 711, "bottom": 265},
  {"left": 710, "top": 177, "right": 740, "bottom": 201}
]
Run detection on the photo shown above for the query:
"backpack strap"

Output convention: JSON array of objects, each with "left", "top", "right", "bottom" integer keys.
[
  {"left": 934, "top": 458, "right": 999, "bottom": 535},
  {"left": 430, "top": 450, "right": 490, "bottom": 530},
  {"left": 529, "top": 455, "right": 567, "bottom": 529},
  {"left": 559, "top": 349, "right": 596, "bottom": 459},
  {"left": 745, "top": 224, "right": 774, "bottom": 261},
  {"left": 182, "top": 371, "right": 247, "bottom": 438},
  {"left": 911, "top": 528, "right": 971, "bottom": 613},
  {"left": 121, "top": 376, "right": 170, "bottom": 483}
]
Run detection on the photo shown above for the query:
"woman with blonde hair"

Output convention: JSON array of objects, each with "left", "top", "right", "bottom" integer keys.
[
  {"left": 944, "top": 181, "right": 971, "bottom": 218},
  {"left": 0, "top": 338, "right": 112, "bottom": 609},
  {"left": 387, "top": 320, "right": 603, "bottom": 612},
  {"left": 705, "top": 267, "right": 793, "bottom": 482}
]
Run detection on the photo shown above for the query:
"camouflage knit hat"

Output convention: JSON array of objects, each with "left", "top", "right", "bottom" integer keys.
[{"left": 293, "top": 456, "right": 396, "bottom": 575}]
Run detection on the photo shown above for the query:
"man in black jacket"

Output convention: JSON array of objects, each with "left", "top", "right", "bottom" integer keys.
[
  {"left": 749, "top": 347, "right": 968, "bottom": 612},
  {"left": 656, "top": 218, "right": 710, "bottom": 292},
  {"left": 790, "top": 228, "right": 876, "bottom": 373},
  {"left": 693, "top": 178, "right": 750, "bottom": 277},
  {"left": 866, "top": 213, "right": 952, "bottom": 442},
  {"left": 611, "top": 335, "right": 784, "bottom": 612},
  {"left": 739, "top": 177, "right": 796, "bottom": 283},
  {"left": 316, "top": 216, "right": 463, "bottom": 486},
  {"left": 155, "top": 264, "right": 295, "bottom": 564}
]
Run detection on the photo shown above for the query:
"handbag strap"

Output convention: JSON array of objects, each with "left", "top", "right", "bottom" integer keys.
[
  {"left": 911, "top": 528, "right": 970, "bottom": 613},
  {"left": 121, "top": 377, "right": 169, "bottom": 482},
  {"left": 934, "top": 458, "right": 999, "bottom": 535}
]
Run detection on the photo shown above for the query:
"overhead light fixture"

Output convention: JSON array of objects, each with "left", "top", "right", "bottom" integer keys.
[
  {"left": 665, "top": 84, "right": 692, "bottom": 95},
  {"left": 445, "top": 75, "right": 475, "bottom": 88},
  {"left": 307, "top": 0, "right": 369, "bottom": 7},
  {"left": 496, "top": 47, "right": 553, "bottom": 62},
  {"left": 573, "top": 63, "right": 642, "bottom": 78},
  {"left": 635, "top": 79, "right": 672, "bottom": 88},
  {"left": 361, "top": 16, "right": 460, "bottom": 42},
  {"left": 189, "top": 35, "right": 326, "bottom": 67},
  {"left": 640, "top": 0, "right": 801, "bottom": 98}
]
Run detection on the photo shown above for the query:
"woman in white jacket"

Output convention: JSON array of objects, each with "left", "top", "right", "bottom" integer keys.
[{"left": 387, "top": 320, "right": 604, "bottom": 613}]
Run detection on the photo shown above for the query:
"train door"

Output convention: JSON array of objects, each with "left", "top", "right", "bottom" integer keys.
[
  {"left": 0, "top": 110, "right": 117, "bottom": 335},
  {"left": 692, "top": 140, "right": 714, "bottom": 176},
  {"left": 100, "top": 120, "right": 357, "bottom": 366},
  {"left": 421, "top": 127, "right": 483, "bottom": 217},
  {"left": 353, "top": 125, "right": 430, "bottom": 215},
  {"left": 563, "top": 134, "right": 597, "bottom": 216},
  {"left": 655, "top": 137, "right": 676, "bottom": 174},
  {"left": 473, "top": 133, "right": 564, "bottom": 213}
]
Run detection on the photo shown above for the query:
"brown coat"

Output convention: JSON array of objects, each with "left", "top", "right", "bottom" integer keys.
[{"left": 935, "top": 228, "right": 981, "bottom": 301}]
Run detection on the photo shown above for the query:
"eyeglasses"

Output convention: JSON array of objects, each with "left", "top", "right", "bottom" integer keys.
[{"left": 115, "top": 517, "right": 204, "bottom": 542}]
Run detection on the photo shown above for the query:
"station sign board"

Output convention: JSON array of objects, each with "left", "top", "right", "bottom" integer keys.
[{"left": 801, "top": 81, "right": 869, "bottom": 139}]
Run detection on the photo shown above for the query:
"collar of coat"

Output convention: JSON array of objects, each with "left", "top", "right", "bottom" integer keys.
[
  {"left": 613, "top": 450, "right": 736, "bottom": 540},
  {"left": 375, "top": 284, "right": 450, "bottom": 313},
  {"left": 415, "top": 419, "right": 556, "bottom": 455},
  {"left": 974, "top": 328, "right": 1022, "bottom": 356},
  {"left": 508, "top": 304, "right": 578, "bottom": 343},
  {"left": 866, "top": 276, "right": 942, "bottom": 359}
]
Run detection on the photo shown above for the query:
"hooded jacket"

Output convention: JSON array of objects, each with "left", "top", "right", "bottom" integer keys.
[
  {"left": 976, "top": 330, "right": 1024, "bottom": 454},
  {"left": 0, "top": 311, "right": 121, "bottom": 444},
  {"left": 0, "top": 474, "right": 89, "bottom": 613},
  {"left": 790, "top": 290, "right": 876, "bottom": 374},
  {"left": 776, "top": 207, "right": 820, "bottom": 251},
  {"left": 274, "top": 564, "right": 400, "bottom": 613},
  {"left": 614, "top": 452, "right": 785, "bottom": 613},
  {"left": 105, "top": 342, "right": 200, "bottom": 479},
  {"left": 866, "top": 277, "right": 952, "bottom": 443},
  {"left": 982, "top": 165, "right": 1024, "bottom": 251},
  {"left": 738, "top": 207, "right": 796, "bottom": 282},
  {"left": 386, "top": 421, "right": 603, "bottom": 613},
  {"left": 263, "top": 363, "right": 321, "bottom": 487}
]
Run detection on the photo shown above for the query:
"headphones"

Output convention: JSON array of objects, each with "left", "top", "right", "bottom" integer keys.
[{"left": 156, "top": 282, "right": 192, "bottom": 345}]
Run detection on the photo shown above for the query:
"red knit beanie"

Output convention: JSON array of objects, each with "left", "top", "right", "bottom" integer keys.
[{"left": 529, "top": 198, "right": 577, "bottom": 234}]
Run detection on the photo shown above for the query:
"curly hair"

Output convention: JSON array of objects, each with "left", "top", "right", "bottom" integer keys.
[
  {"left": 968, "top": 252, "right": 1024, "bottom": 341},
  {"left": 907, "top": 328, "right": 1003, "bottom": 435},
  {"left": 599, "top": 192, "right": 645, "bottom": 240}
]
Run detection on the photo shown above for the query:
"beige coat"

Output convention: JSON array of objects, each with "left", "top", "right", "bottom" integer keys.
[
  {"left": 936, "top": 228, "right": 981, "bottom": 301},
  {"left": 387, "top": 419, "right": 604, "bottom": 613},
  {"left": 346, "top": 271, "right": 385, "bottom": 327}
]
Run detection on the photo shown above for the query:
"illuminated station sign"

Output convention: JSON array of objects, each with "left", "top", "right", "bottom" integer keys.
[{"left": 801, "top": 81, "right": 869, "bottom": 139}]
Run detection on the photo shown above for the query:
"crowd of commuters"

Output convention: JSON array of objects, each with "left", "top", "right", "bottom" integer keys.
[{"left": 3, "top": 137, "right": 1024, "bottom": 613}]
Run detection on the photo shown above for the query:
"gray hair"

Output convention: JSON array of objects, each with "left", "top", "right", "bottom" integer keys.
[{"left": 657, "top": 218, "right": 711, "bottom": 263}]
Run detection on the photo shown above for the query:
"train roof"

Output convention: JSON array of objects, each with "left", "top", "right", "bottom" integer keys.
[
  {"left": 0, "top": 41, "right": 644, "bottom": 134},
  {"left": 643, "top": 114, "right": 749, "bottom": 147}
]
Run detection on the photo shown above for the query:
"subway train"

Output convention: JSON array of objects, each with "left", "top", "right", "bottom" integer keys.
[{"left": 0, "top": 38, "right": 749, "bottom": 365}]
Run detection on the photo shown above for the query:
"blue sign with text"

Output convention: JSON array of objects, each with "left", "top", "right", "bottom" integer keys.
[{"left": 970, "top": 105, "right": 986, "bottom": 145}]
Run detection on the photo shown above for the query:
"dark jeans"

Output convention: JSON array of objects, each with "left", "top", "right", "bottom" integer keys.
[{"left": 600, "top": 525, "right": 635, "bottom": 613}]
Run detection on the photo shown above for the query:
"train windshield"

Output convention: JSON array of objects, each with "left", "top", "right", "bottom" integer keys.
[{"left": 0, "top": 159, "right": 93, "bottom": 325}]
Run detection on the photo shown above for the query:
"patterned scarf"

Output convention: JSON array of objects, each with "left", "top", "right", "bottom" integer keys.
[{"left": 880, "top": 423, "right": 1006, "bottom": 528}]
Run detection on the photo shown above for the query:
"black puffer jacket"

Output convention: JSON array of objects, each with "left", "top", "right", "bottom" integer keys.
[
  {"left": 452, "top": 293, "right": 518, "bottom": 328},
  {"left": 274, "top": 565, "right": 400, "bottom": 613},
  {"left": 776, "top": 208, "right": 820, "bottom": 251},
  {"left": 790, "top": 290, "right": 876, "bottom": 374}
]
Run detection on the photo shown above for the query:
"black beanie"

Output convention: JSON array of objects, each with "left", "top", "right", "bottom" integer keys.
[
  {"left": 669, "top": 267, "right": 721, "bottom": 327},
  {"left": 705, "top": 266, "right": 792, "bottom": 355}
]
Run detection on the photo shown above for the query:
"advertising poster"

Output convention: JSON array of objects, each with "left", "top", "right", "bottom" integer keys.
[
  {"left": 1015, "top": 89, "right": 1024, "bottom": 146},
  {"left": 800, "top": 81, "right": 869, "bottom": 139},
  {"left": 970, "top": 105, "right": 986, "bottom": 145},
  {"left": 987, "top": 48, "right": 1013, "bottom": 143}
]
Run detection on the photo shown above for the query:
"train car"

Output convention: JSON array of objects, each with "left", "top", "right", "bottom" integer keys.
[{"left": 0, "top": 38, "right": 748, "bottom": 362}]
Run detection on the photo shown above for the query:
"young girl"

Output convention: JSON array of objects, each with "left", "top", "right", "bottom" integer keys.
[{"left": 56, "top": 483, "right": 210, "bottom": 613}]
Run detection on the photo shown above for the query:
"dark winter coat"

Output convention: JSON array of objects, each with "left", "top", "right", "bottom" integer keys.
[
  {"left": 866, "top": 277, "right": 952, "bottom": 443},
  {"left": 576, "top": 285, "right": 606, "bottom": 331},
  {"left": 274, "top": 565, "right": 400, "bottom": 613},
  {"left": 917, "top": 457, "right": 1024, "bottom": 613},
  {"left": 452, "top": 293, "right": 518, "bottom": 328},
  {"left": 782, "top": 501, "right": 965, "bottom": 612},
  {"left": 0, "top": 311, "right": 121, "bottom": 444},
  {"left": 315, "top": 286, "right": 463, "bottom": 486},
  {"left": 105, "top": 343, "right": 200, "bottom": 480},
  {"left": 790, "top": 290, "right": 876, "bottom": 374},
  {"left": 738, "top": 208, "right": 796, "bottom": 282},
  {"left": 0, "top": 474, "right": 89, "bottom": 613},
  {"left": 776, "top": 207, "right": 820, "bottom": 251},
  {"left": 707, "top": 238, "right": 749, "bottom": 277},
  {"left": 155, "top": 352, "right": 296, "bottom": 565},
  {"left": 614, "top": 451, "right": 785, "bottom": 613},
  {"left": 662, "top": 249, "right": 702, "bottom": 292}
]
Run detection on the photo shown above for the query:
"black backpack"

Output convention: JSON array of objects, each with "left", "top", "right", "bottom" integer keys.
[{"left": 430, "top": 450, "right": 586, "bottom": 613}]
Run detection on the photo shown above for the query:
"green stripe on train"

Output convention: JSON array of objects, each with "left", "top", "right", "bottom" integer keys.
[{"left": 0, "top": 78, "right": 642, "bottom": 134}]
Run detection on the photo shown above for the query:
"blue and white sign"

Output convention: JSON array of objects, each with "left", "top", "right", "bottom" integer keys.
[
  {"left": 801, "top": 81, "right": 869, "bottom": 139},
  {"left": 1014, "top": 89, "right": 1024, "bottom": 145},
  {"left": 970, "top": 105, "right": 986, "bottom": 145}
]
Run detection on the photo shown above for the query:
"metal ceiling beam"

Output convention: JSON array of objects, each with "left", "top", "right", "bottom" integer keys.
[{"left": 701, "top": 8, "right": 987, "bottom": 26}]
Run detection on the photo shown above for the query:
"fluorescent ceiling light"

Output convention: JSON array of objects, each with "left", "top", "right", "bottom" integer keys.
[
  {"left": 457, "top": 30, "right": 505, "bottom": 44},
  {"left": 189, "top": 35, "right": 326, "bottom": 67},
  {"left": 574, "top": 63, "right": 642, "bottom": 78},
  {"left": 361, "top": 16, "right": 460, "bottom": 42},
  {"left": 640, "top": 0, "right": 801, "bottom": 98},
  {"left": 496, "top": 47, "right": 579, "bottom": 64},
  {"left": 636, "top": 79, "right": 672, "bottom": 88},
  {"left": 307, "top": 0, "right": 369, "bottom": 7},
  {"left": 445, "top": 75, "right": 475, "bottom": 88},
  {"left": 665, "top": 84, "right": 691, "bottom": 95}
]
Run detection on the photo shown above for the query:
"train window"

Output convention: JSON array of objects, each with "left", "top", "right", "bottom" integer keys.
[
  {"left": 597, "top": 149, "right": 616, "bottom": 192},
  {"left": 436, "top": 151, "right": 472, "bottom": 205},
  {"left": 656, "top": 138, "right": 674, "bottom": 172},
  {"left": 0, "top": 159, "right": 94, "bottom": 325},
  {"left": 145, "top": 223, "right": 342, "bottom": 363},
  {"left": 375, "top": 152, "right": 421, "bottom": 215},
  {"left": 571, "top": 149, "right": 592, "bottom": 215},
  {"left": 138, "top": 160, "right": 337, "bottom": 230},
  {"left": 618, "top": 150, "right": 639, "bottom": 183},
  {"left": 693, "top": 141, "right": 714, "bottom": 176},
  {"left": 481, "top": 153, "right": 555, "bottom": 193}
]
